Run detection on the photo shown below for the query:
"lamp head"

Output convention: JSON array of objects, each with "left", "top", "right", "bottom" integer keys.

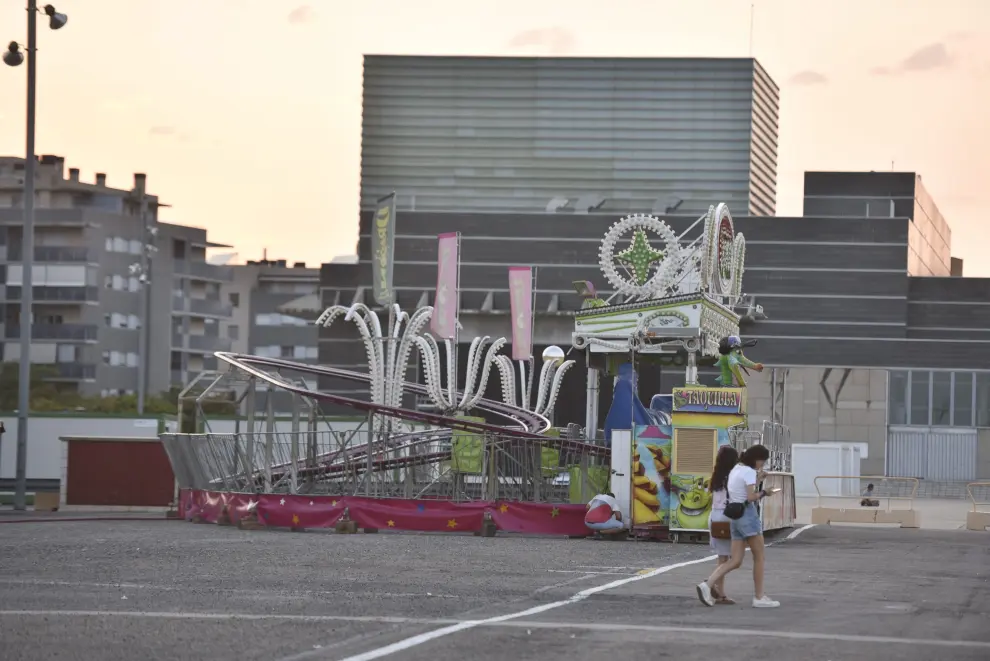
[
  {"left": 542, "top": 345, "right": 565, "bottom": 366},
  {"left": 43, "top": 5, "right": 68, "bottom": 30},
  {"left": 3, "top": 42, "right": 23, "bottom": 67}
]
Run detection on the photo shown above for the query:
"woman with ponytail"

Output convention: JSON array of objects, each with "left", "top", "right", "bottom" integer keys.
[
  {"left": 696, "top": 444, "right": 780, "bottom": 609},
  {"left": 706, "top": 445, "right": 739, "bottom": 604}
]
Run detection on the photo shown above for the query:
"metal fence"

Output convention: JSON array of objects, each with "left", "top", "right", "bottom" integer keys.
[
  {"left": 160, "top": 429, "right": 611, "bottom": 504},
  {"left": 887, "top": 426, "right": 977, "bottom": 481}
]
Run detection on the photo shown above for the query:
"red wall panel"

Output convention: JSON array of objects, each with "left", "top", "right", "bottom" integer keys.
[{"left": 66, "top": 440, "right": 175, "bottom": 507}]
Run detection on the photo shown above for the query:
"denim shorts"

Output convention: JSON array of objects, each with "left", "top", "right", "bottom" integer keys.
[{"left": 730, "top": 502, "right": 762, "bottom": 540}]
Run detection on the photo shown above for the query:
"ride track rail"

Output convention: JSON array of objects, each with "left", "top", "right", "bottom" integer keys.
[
  {"left": 208, "top": 353, "right": 609, "bottom": 489},
  {"left": 215, "top": 352, "right": 555, "bottom": 439}
]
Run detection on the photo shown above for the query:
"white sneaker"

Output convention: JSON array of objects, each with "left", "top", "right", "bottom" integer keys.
[
  {"left": 696, "top": 582, "right": 715, "bottom": 607},
  {"left": 752, "top": 595, "right": 780, "bottom": 608}
]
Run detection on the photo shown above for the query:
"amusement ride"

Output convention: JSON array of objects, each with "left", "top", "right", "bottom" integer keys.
[{"left": 162, "top": 202, "right": 796, "bottom": 539}]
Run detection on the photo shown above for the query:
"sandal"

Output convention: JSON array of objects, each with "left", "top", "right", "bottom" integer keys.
[{"left": 711, "top": 586, "right": 735, "bottom": 605}]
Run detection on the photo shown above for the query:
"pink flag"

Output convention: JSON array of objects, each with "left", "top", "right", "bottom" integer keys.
[
  {"left": 431, "top": 233, "right": 459, "bottom": 339},
  {"left": 508, "top": 266, "right": 533, "bottom": 360}
]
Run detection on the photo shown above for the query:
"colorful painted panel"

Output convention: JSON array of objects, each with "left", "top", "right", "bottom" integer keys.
[
  {"left": 632, "top": 425, "right": 672, "bottom": 527},
  {"left": 668, "top": 427, "right": 732, "bottom": 532}
]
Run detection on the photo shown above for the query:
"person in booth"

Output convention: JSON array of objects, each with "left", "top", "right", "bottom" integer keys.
[{"left": 585, "top": 492, "right": 626, "bottom": 537}]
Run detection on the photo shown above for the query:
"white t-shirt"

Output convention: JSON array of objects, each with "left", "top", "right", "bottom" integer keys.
[
  {"left": 588, "top": 494, "right": 619, "bottom": 512},
  {"left": 727, "top": 464, "right": 757, "bottom": 504}
]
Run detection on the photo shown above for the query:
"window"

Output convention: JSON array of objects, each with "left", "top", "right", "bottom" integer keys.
[
  {"left": 888, "top": 371, "right": 908, "bottom": 425},
  {"left": 109, "top": 351, "right": 124, "bottom": 366},
  {"left": 128, "top": 314, "right": 140, "bottom": 329},
  {"left": 102, "top": 351, "right": 110, "bottom": 364},
  {"left": 104, "top": 313, "right": 112, "bottom": 327},
  {"left": 909, "top": 371, "right": 930, "bottom": 426},
  {"left": 229, "top": 292, "right": 240, "bottom": 308},
  {"left": 105, "top": 237, "right": 113, "bottom": 252},
  {"left": 306, "top": 346, "right": 318, "bottom": 359},
  {"left": 129, "top": 239, "right": 142, "bottom": 255},
  {"left": 953, "top": 372, "right": 974, "bottom": 427},
  {"left": 977, "top": 373, "right": 990, "bottom": 428},
  {"left": 113, "top": 237, "right": 128, "bottom": 253},
  {"left": 126, "top": 352, "right": 138, "bottom": 367},
  {"left": 112, "top": 275, "right": 124, "bottom": 290},
  {"left": 255, "top": 314, "right": 274, "bottom": 326},
  {"left": 128, "top": 276, "right": 140, "bottom": 292},
  {"left": 173, "top": 239, "right": 186, "bottom": 260},
  {"left": 105, "top": 275, "right": 113, "bottom": 289},
  {"left": 293, "top": 345, "right": 308, "bottom": 359},
  {"left": 227, "top": 325, "right": 239, "bottom": 340},
  {"left": 931, "top": 372, "right": 951, "bottom": 426},
  {"left": 56, "top": 345, "right": 76, "bottom": 363},
  {"left": 281, "top": 346, "right": 292, "bottom": 358}
]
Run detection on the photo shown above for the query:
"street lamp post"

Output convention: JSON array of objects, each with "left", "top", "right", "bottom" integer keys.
[{"left": 4, "top": 1, "right": 68, "bottom": 511}]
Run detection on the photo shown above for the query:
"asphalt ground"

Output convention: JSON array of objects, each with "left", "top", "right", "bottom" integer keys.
[{"left": 0, "top": 520, "right": 987, "bottom": 661}]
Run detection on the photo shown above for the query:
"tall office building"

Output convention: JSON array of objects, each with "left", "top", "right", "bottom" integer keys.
[
  {"left": 361, "top": 55, "right": 778, "bottom": 216},
  {"left": 0, "top": 155, "right": 233, "bottom": 398}
]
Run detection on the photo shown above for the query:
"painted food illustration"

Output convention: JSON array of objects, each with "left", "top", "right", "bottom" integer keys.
[
  {"left": 675, "top": 477, "right": 713, "bottom": 529},
  {"left": 632, "top": 445, "right": 671, "bottom": 524}
]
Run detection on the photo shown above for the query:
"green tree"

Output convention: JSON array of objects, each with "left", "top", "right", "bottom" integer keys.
[{"left": 0, "top": 362, "right": 76, "bottom": 411}]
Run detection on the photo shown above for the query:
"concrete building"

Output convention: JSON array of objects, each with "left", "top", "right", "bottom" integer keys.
[
  {"left": 803, "top": 171, "right": 954, "bottom": 277},
  {"left": 0, "top": 154, "right": 233, "bottom": 398},
  {"left": 219, "top": 258, "right": 320, "bottom": 411},
  {"left": 362, "top": 55, "right": 778, "bottom": 217},
  {"left": 319, "top": 171, "right": 990, "bottom": 483}
]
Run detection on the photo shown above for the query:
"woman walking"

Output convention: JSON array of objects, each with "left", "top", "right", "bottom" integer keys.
[
  {"left": 706, "top": 445, "right": 739, "bottom": 605},
  {"left": 696, "top": 444, "right": 780, "bottom": 609}
]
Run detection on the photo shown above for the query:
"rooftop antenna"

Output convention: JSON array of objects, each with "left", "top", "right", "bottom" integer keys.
[
  {"left": 749, "top": 4, "right": 755, "bottom": 57},
  {"left": 263, "top": 247, "right": 268, "bottom": 262}
]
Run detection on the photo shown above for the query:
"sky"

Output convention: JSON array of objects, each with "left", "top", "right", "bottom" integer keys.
[{"left": 1, "top": 0, "right": 988, "bottom": 274}]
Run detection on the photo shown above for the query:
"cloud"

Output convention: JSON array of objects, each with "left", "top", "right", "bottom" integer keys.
[
  {"left": 872, "top": 42, "right": 953, "bottom": 76},
  {"left": 506, "top": 27, "right": 576, "bottom": 55},
  {"left": 287, "top": 5, "right": 315, "bottom": 25},
  {"left": 148, "top": 126, "right": 176, "bottom": 136},
  {"left": 901, "top": 43, "right": 952, "bottom": 71},
  {"left": 789, "top": 70, "right": 828, "bottom": 86}
]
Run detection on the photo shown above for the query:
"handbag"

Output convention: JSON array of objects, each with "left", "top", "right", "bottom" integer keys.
[
  {"left": 723, "top": 501, "right": 746, "bottom": 520},
  {"left": 710, "top": 521, "right": 731, "bottom": 539}
]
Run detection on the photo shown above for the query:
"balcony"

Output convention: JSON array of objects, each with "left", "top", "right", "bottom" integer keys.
[
  {"left": 48, "top": 363, "right": 96, "bottom": 380},
  {"left": 5, "top": 323, "right": 98, "bottom": 341},
  {"left": 5, "top": 286, "right": 99, "bottom": 303},
  {"left": 171, "top": 295, "right": 232, "bottom": 318},
  {"left": 6, "top": 246, "right": 92, "bottom": 262},
  {"left": 173, "top": 259, "right": 233, "bottom": 282},
  {"left": 187, "top": 334, "right": 232, "bottom": 353}
]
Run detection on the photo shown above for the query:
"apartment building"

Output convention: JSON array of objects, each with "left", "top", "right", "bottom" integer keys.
[
  {"left": 219, "top": 258, "right": 319, "bottom": 411},
  {"left": 0, "top": 154, "right": 233, "bottom": 399}
]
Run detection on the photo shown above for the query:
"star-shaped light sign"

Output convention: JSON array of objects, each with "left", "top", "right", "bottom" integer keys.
[
  {"left": 387, "top": 520, "right": 395, "bottom": 527},
  {"left": 616, "top": 229, "right": 665, "bottom": 285},
  {"left": 447, "top": 519, "right": 458, "bottom": 529},
  {"left": 499, "top": 504, "right": 509, "bottom": 513},
  {"left": 550, "top": 507, "right": 560, "bottom": 518}
]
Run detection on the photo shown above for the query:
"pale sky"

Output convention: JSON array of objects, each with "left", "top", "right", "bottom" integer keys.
[{"left": 1, "top": 0, "right": 988, "bottom": 274}]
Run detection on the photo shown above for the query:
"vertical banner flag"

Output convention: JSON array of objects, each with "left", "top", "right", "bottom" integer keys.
[
  {"left": 372, "top": 192, "right": 397, "bottom": 306},
  {"left": 431, "top": 232, "right": 459, "bottom": 339},
  {"left": 508, "top": 266, "right": 533, "bottom": 360}
]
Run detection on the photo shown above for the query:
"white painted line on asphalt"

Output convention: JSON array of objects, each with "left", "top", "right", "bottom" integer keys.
[
  {"left": 493, "top": 620, "right": 990, "bottom": 649},
  {"left": 546, "top": 570, "right": 640, "bottom": 576},
  {"left": 0, "top": 610, "right": 448, "bottom": 625},
  {"left": 326, "top": 523, "right": 821, "bottom": 661},
  {"left": 1, "top": 610, "right": 986, "bottom": 651},
  {"left": 328, "top": 553, "right": 721, "bottom": 661},
  {"left": 786, "top": 524, "right": 816, "bottom": 540},
  {"left": 0, "top": 578, "right": 460, "bottom": 600}
]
